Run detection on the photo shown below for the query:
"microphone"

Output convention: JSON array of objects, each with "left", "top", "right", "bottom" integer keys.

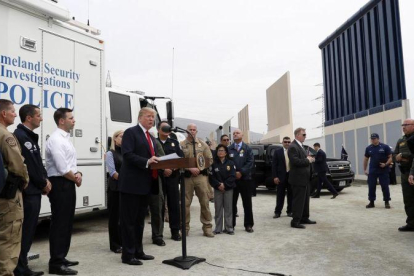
[
  {"left": 161, "top": 124, "right": 188, "bottom": 134},
  {"left": 161, "top": 124, "right": 175, "bottom": 133}
]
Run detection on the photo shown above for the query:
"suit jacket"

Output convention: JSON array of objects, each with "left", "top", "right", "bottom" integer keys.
[
  {"left": 314, "top": 149, "right": 329, "bottom": 173},
  {"left": 272, "top": 147, "right": 288, "bottom": 183},
  {"left": 118, "top": 125, "right": 158, "bottom": 195},
  {"left": 288, "top": 140, "right": 311, "bottom": 187}
]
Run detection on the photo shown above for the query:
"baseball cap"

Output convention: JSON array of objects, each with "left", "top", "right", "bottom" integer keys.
[{"left": 370, "top": 133, "right": 379, "bottom": 139}]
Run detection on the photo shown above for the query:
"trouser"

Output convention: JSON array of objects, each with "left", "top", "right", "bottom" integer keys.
[
  {"left": 367, "top": 173, "right": 391, "bottom": 202},
  {"left": 275, "top": 175, "right": 292, "bottom": 215},
  {"left": 0, "top": 191, "right": 23, "bottom": 276},
  {"left": 120, "top": 192, "right": 150, "bottom": 261},
  {"left": 164, "top": 175, "right": 180, "bottom": 234},
  {"left": 316, "top": 172, "right": 337, "bottom": 195},
  {"left": 15, "top": 194, "right": 41, "bottom": 275},
  {"left": 184, "top": 175, "right": 212, "bottom": 233},
  {"left": 150, "top": 178, "right": 164, "bottom": 241},
  {"left": 401, "top": 172, "right": 414, "bottom": 227},
  {"left": 48, "top": 177, "right": 76, "bottom": 267},
  {"left": 232, "top": 179, "right": 254, "bottom": 228},
  {"left": 291, "top": 184, "right": 310, "bottom": 225},
  {"left": 214, "top": 189, "right": 233, "bottom": 232},
  {"left": 107, "top": 189, "right": 121, "bottom": 251}
]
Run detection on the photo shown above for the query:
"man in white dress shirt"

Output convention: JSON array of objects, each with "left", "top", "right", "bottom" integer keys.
[{"left": 46, "top": 108, "right": 82, "bottom": 275}]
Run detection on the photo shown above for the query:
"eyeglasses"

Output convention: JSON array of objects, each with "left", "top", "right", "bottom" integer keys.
[
  {"left": 402, "top": 124, "right": 414, "bottom": 127},
  {"left": 283, "top": 141, "right": 291, "bottom": 144},
  {"left": 222, "top": 139, "right": 230, "bottom": 141},
  {"left": 217, "top": 149, "right": 226, "bottom": 152},
  {"left": 302, "top": 134, "right": 307, "bottom": 137}
]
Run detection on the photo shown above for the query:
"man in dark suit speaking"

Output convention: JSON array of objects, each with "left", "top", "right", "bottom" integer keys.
[
  {"left": 119, "top": 107, "right": 160, "bottom": 266},
  {"left": 288, "top": 127, "right": 316, "bottom": 229},
  {"left": 311, "top": 143, "right": 338, "bottom": 199},
  {"left": 272, "top": 136, "right": 293, "bottom": 218}
]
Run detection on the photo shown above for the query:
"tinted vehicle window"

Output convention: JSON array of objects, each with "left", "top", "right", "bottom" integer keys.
[
  {"left": 109, "top": 92, "right": 132, "bottom": 123},
  {"left": 252, "top": 148, "right": 260, "bottom": 157}
]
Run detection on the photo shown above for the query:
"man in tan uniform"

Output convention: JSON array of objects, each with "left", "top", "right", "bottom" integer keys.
[
  {"left": 180, "top": 123, "right": 214, "bottom": 237},
  {"left": 0, "top": 99, "right": 29, "bottom": 276}
]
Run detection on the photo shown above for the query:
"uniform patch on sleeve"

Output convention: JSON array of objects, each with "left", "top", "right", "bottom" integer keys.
[
  {"left": 6, "top": 137, "right": 17, "bottom": 147},
  {"left": 24, "top": 142, "right": 33, "bottom": 150}
]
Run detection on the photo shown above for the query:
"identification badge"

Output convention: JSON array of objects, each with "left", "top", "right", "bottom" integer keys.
[
  {"left": 230, "top": 153, "right": 234, "bottom": 157},
  {"left": 171, "top": 142, "right": 175, "bottom": 147},
  {"left": 214, "top": 168, "right": 219, "bottom": 172},
  {"left": 240, "top": 154, "right": 244, "bottom": 157},
  {"left": 227, "top": 166, "right": 230, "bottom": 171}
]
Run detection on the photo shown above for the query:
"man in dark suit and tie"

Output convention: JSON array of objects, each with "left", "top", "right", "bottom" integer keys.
[
  {"left": 311, "top": 143, "right": 338, "bottom": 199},
  {"left": 288, "top": 127, "right": 316, "bottom": 229},
  {"left": 272, "top": 136, "right": 293, "bottom": 218},
  {"left": 119, "top": 107, "right": 160, "bottom": 266}
]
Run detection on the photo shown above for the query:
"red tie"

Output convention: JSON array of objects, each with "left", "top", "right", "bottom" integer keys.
[{"left": 146, "top": 131, "right": 158, "bottom": 179}]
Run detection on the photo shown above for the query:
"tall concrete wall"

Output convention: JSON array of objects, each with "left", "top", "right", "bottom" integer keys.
[
  {"left": 261, "top": 71, "right": 294, "bottom": 143},
  {"left": 238, "top": 105, "right": 250, "bottom": 143}
]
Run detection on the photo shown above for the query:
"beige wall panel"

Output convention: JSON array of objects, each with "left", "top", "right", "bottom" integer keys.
[
  {"left": 261, "top": 71, "right": 294, "bottom": 143},
  {"left": 238, "top": 105, "right": 250, "bottom": 143}
]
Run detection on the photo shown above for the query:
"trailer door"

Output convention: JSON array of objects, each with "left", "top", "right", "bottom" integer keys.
[{"left": 73, "top": 43, "right": 102, "bottom": 160}]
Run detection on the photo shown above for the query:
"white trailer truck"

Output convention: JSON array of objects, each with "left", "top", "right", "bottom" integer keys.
[{"left": 0, "top": 0, "right": 174, "bottom": 217}]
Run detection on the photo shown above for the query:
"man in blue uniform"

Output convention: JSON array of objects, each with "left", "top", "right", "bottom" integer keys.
[
  {"left": 14, "top": 104, "right": 51, "bottom": 276},
  {"left": 229, "top": 129, "right": 254, "bottom": 233},
  {"left": 363, "top": 133, "right": 392, "bottom": 209}
]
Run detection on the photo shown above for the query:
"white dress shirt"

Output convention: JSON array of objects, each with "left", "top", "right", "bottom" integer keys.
[{"left": 46, "top": 128, "right": 77, "bottom": 177}]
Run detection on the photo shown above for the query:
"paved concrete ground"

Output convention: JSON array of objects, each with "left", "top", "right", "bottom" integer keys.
[{"left": 29, "top": 184, "right": 414, "bottom": 276}]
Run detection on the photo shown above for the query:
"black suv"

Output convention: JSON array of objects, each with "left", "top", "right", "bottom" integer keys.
[{"left": 250, "top": 144, "right": 354, "bottom": 193}]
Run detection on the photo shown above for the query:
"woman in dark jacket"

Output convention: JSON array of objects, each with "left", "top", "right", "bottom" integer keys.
[
  {"left": 106, "top": 130, "right": 124, "bottom": 253},
  {"left": 209, "top": 144, "right": 236, "bottom": 235}
]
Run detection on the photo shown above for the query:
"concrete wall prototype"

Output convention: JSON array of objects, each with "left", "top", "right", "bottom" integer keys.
[
  {"left": 223, "top": 119, "right": 232, "bottom": 140},
  {"left": 238, "top": 105, "right": 250, "bottom": 143},
  {"left": 325, "top": 100, "right": 410, "bottom": 180},
  {"left": 261, "top": 71, "right": 294, "bottom": 143}
]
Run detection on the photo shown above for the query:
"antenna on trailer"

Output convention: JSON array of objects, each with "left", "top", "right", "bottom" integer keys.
[
  {"left": 87, "top": 0, "right": 90, "bottom": 26},
  {"left": 171, "top": 47, "right": 175, "bottom": 100}
]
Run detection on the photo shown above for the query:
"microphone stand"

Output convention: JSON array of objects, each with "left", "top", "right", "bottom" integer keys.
[{"left": 162, "top": 126, "right": 206, "bottom": 270}]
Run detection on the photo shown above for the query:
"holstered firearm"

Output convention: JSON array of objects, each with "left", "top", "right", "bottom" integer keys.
[{"left": 0, "top": 172, "right": 25, "bottom": 199}]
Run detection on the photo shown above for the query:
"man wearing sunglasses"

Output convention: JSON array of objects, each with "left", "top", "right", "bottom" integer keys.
[
  {"left": 288, "top": 128, "right": 315, "bottom": 229},
  {"left": 363, "top": 133, "right": 392, "bottom": 209},
  {"left": 272, "top": 137, "right": 293, "bottom": 218},
  {"left": 220, "top": 135, "right": 231, "bottom": 147}
]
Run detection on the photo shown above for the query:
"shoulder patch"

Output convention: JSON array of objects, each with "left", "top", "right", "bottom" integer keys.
[
  {"left": 24, "top": 142, "right": 33, "bottom": 150},
  {"left": 6, "top": 136, "right": 17, "bottom": 147}
]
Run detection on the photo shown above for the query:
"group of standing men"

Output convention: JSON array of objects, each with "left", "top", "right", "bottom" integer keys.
[
  {"left": 0, "top": 100, "right": 82, "bottom": 276},
  {"left": 115, "top": 107, "right": 256, "bottom": 267}
]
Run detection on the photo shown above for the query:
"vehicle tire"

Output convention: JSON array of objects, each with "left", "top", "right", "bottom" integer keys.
[{"left": 335, "top": 188, "right": 344, "bottom": 192}]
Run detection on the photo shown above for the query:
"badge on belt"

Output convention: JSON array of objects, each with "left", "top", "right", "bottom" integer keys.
[
  {"left": 198, "top": 143, "right": 201, "bottom": 148},
  {"left": 400, "top": 142, "right": 406, "bottom": 146},
  {"left": 171, "top": 142, "right": 175, "bottom": 147},
  {"left": 227, "top": 166, "right": 230, "bottom": 171}
]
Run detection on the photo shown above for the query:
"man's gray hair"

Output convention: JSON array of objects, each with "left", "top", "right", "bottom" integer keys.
[{"left": 294, "top": 127, "right": 306, "bottom": 137}]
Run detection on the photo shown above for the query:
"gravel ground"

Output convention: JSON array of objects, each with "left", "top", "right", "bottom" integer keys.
[{"left": 28, "top": 184, "right": 414, "bottom": 276}]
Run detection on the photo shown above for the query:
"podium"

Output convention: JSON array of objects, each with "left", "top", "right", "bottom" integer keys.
[{"left": 151, "top": 156, "right": 211, "bottom": 270}]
